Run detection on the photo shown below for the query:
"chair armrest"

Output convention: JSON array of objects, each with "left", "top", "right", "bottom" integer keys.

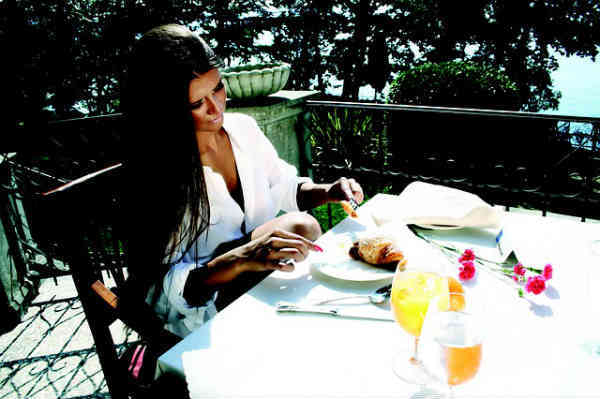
[
  {"left": 91, "top": 280, "right": 119, "bottom": 309},
  {"left": 42, "top": 163, "right": 123, "bottom": 196}
]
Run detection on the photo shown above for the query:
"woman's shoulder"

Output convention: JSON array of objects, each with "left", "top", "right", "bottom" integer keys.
[
  {"left": 224, "top": 112, "right": 265, "bottom": 144},
  {"left": 224, "top": 112, "right": 259, "bottom": 129}
]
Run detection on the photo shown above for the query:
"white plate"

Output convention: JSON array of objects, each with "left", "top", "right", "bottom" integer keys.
[
  {"left": 309, "top": 231, "right": 395, "bottom": 282},
  {"left": 415, "top": 224, "right": 462, "bottom": 230}
]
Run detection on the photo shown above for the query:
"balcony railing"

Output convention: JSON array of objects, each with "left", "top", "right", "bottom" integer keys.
[{"left": 304, "top": 101, "right": 600, "bottom": 223}]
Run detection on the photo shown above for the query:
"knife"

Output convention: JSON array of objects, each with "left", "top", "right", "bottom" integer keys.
[{"left": 276, "top": 303, "right": 394, "bottom": 322}]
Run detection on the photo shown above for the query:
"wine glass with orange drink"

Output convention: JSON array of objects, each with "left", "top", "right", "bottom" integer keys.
[
  {"left": 389, "top": 255, "right": 459, "bottom": 383},
  {"left": 419, "top": 290, "right": 484, "bottom": 397}
]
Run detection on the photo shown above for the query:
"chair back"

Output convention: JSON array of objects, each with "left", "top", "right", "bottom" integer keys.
[{"left": 40, "top": 163, "right": 132, "bottom": 398}]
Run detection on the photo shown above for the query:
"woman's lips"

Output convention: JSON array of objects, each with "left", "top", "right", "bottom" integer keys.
[{"left": 209, "top": 113, "right": 223, "bottom": 124}]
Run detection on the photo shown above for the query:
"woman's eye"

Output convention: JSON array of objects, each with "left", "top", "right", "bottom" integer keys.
[
  {"left": 190, "top": 99, "right": 204, "bottom": 109},
  {"left": 214, "top": 80, "right": 224, "bottom": 92}
]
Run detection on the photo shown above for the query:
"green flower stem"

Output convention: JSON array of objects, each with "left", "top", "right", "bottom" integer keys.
[
  {"left": 409, "top": 227, "right": 538, "bottom": 297},
  {"left": 495, "top": 264, "right": 542, "bottom": 276},
  {"left": 411, "top": 227, "right": 505, "bottom": 266},
  {"left": 473, "top": 257, "right": 506, "bottom": 266},
  {"left": 476, "top": 262, "right": 513, "bottom": 279}
]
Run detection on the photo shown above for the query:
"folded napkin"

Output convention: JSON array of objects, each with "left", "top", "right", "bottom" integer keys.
[
  {"left": 371, "top": 181, "right": 502, "bottom": 229},
  {"left": 368, "top": 182, "right": 515, "bottom": 263}
]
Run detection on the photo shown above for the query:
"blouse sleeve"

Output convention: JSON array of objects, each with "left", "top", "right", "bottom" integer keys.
[
  {"left": 159, "top": 259, "right": 218, "bottom": 333},
  {"left": 249, "top": 117, "right": 312, "bottom": 212}
]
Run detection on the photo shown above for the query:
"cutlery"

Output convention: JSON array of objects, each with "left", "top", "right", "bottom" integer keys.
[
  {"left": 308, "top": 284, "right": 392, "bottom": 306},
  {"left": 276, "top": 303, "right": 394, "bottom": 322},
  {"left": 341, "top": 198, "right": 379, "bottom": 228},
  {"left": 341, "top": 198, "right": 359, "bottom": 218}
]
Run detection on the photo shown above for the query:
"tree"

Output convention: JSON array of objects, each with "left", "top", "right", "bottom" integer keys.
[
  {"left": 387, "top": 60, "right": 520, "bottom": 110},
  {"left": 5, "top": 0, "right": 600, "bottom": 132},
  {"left": 399, "top": 0, "right": 600, "bottom": 111},
  {"left": 262, "top": 1, "right": 339, "bottom": 94},
  {"left": 268, "top": 0, "right": 414, "bottom": 101},
  {"left": 5, "top": 0, "right": 273, "bottom": 130}
]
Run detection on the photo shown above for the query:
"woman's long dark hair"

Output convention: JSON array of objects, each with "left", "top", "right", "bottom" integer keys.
[{"left": 120, "top": 24, "right": 223, "bottom": 313}]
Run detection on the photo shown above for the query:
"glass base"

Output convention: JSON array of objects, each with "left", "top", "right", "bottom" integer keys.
[
  {"left": 391, "top": 351, "right": 432, "bottom": 386},
  {"left": 409, "top": 386, "right": 450, "bottom": 399}
]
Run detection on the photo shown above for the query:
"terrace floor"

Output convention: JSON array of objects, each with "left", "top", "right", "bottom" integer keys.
[
  {"left": 0, "top": 274, "right": 139, "bottom": 399},
  {"left": 0, "top": 207, "right": 598, "bottom": 399}
]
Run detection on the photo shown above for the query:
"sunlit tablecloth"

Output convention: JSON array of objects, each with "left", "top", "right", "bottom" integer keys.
[{"left": 156, "top": 194, "right": 600, "bottom": 398}]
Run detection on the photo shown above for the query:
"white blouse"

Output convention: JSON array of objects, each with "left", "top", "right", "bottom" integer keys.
[{"left": 152, "top": 112, "right": 311, "bottom": 337}]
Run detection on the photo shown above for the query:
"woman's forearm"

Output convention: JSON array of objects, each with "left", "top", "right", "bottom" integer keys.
[
  {"left": 296, "top": 181, "right": 332, "bottom": 210},
  {"left": 183, "top": 250, "right": 248, "bottom": 306},
  {"left": 297, "top": 177, "right": 364, "bottom": 211},
  {"left": 183, "top": 219, "right": 319, "bottom": 305}
]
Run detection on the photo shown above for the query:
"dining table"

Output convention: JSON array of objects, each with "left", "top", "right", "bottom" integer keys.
[{"left": 155, "top": 193, "right": 600, "bottom": 398}]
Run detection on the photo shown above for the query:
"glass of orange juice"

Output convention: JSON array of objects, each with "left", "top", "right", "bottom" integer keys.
[
  {"left": 419, "top": 291, "right": 484, "bottom": 396},
  {"left": 390, "top": 260, "right": 450, "bottom": 384}
]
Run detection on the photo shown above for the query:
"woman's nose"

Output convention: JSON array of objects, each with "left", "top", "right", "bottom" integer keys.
[{"left": 206, "top": 94, "right": 221, "bottom": 114}]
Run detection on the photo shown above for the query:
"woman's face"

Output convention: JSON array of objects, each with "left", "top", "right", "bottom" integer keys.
[{"left": 188, "top": 68, "right": 227, "bottom": 134}]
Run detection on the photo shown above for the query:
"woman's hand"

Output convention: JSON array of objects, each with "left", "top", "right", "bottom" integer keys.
[
  {"left": 209, "top": 228, "right": 322, "bottom": 274},
  {"left": 327, "top": 177, "right": 364, "bottom": 204},
  {"left": 297, "top": 177, "right": 364, "bottom": 211}
]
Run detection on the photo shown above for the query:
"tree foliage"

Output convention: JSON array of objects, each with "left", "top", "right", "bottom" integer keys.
[
  {"left": 399, "top": 0, "right": 599, "bottom": 111},
  {"left": 387, "top": 60, "right": 521, "bottom": 110},
  {"left": 269, "top": 0, "right": 414, "bottom": 100},
  {"left": 3, "top": 0, "right": 269, "bottom": 130},
  {"left": 4, "top": 0, "right": 600, "bottom": 132}
]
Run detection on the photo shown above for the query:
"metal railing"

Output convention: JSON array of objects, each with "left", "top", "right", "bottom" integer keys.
[{"left": 304, "top": 101, "right": 600, "bottom": 224}]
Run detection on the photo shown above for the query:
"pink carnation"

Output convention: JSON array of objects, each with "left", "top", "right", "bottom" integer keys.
[
  {"left": 543, "top": 264, "right": 553, "bottom": 281},
  {"left": 512, "top": 274, "right": 520, "bottom": 282},
  {"left": 525, "top": 275, "right": 546, "bottom": 295},
  {"left": 459, "top": 261, "right": 476, "bottom": 281},
  {"left": 459, "top": 249, "right": 475, "bottom": 263},
  {"left": 513, "top": 263, "right": 526, "bottom": 276}
]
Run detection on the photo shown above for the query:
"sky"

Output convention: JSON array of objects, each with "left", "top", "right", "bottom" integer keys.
[{"left": 545, "top": 54, "right": 600, "bottom": 118}]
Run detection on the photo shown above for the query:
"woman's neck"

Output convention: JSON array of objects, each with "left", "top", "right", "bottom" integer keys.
[
  {"left": 197, "top": 128, "right": 226, "bottom": 160},
  {"left": 197, "top": 128, "right": 238, "bottom": 193}
]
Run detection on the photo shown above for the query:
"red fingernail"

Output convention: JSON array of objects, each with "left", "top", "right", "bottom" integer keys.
[{"left": 313, "top": 244, "right": 324, "bottom": 252}]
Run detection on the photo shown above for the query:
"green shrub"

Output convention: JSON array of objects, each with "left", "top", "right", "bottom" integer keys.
[
  {"left": 387, "top": 60, "right": 520, "bottom": 110},
  {"left": 308, "top": 107, "right": 386, "bottom": 170}
]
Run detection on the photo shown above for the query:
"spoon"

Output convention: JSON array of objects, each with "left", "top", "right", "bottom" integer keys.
[{"left": 310, "top": 283, "right": 392, "bottom": 306}]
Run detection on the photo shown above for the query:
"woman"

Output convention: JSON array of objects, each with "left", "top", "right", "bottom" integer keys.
[{"left": 121, "top": 24, "right": 363, "bottom": 337}]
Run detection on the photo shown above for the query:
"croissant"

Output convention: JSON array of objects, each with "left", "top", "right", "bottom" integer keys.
[{"left": 349, "top": 236, "right": 407, "bottom": 271}]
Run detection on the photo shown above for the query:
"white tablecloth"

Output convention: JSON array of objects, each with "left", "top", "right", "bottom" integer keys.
[{"left": 156, "top": 194, "right": 600, "bottom": 398}]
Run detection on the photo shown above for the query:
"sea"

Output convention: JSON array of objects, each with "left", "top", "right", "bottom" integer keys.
[
  {"left": 542, "top": 53, "right": 599, "bottom": 141},
  {"left": 544, "top": 53, "right": 600, "bottom": 118}
]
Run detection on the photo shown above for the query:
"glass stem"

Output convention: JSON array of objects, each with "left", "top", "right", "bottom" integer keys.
[
  {"left": 448, "top": 385, "right": 455, "bottom": 399},
  {"left": 409, "top": 337, "right": 419, "bottom": 365}
]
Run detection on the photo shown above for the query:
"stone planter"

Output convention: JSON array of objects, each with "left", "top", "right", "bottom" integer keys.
[{"left": 222, "top": 62, "right": 291, "bottom": 99}]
